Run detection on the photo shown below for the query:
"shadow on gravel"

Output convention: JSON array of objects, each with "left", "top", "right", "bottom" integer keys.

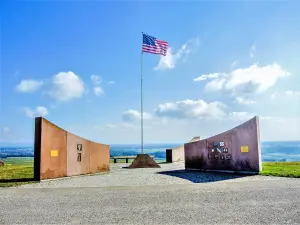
[
  {"left": 0, "top": 178, "right": 36, "bottom": 183},
  {"left": 157, "top": 170, "right": 256, "bottom": 183}
]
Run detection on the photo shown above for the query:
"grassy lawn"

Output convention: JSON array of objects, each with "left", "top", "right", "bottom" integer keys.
[
  {"left": 0, "top": 164, "right": 34, "bottom": 180},
  {"left": 0, "top": 157, "right": 34, "bottom": 179},
  {"left": 0, "top": 157, "right": 35, "bottom": 188},
  {"left": 2, "top": 157, "right": 34, "bottom": 165},
  {"left": 260, "top": 162, "right": 300, "bottom": 178},
  {"left": 0, "top": 181, "right": 36, "bottom": 188}
]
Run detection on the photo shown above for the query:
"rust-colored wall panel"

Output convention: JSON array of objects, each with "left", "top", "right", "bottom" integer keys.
[
  {"left": 89, "top": 141, "right": 110, "bottom": 173},
  {"left": 66, "top": 133, "right": 90, "bottom": 177},
  {"left": 184, "top": 116, "right": 262, "bottom": 173},
  {"left": 35, "top": 117, "right": 110, "bottom": 180},
  {"left": 40, "top": 118, "right": 67, "bottom": 180}
]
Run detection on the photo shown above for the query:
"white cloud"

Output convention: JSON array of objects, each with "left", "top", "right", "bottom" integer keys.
[
  {"left": 250, "top": 44, "right": 256, "bottom": 58},
  {"left": 228, "top": 113, "right": 287, "bottom": 124},
  {"left": 204, "top": 63, "right": 290, "bottom": 95},
  {"left": 122, "top": 110, "right": 151, "bottom": 122},
  {"left": 3, "top": 127, "right": 10, "bottom": 132},
  {"left": 1, "top": 127, "right": 10, "bottom": 133},
  {"left": 23, "top": 106, "right": 48, "bottom": 118},
  {"left": 260, "top": 116, "right": 285, "bottom": 122},
  {"left": 285, "top": 90, "right": 300, "bottom": 97},
  {"left": 49, "top": 71, "right": 85, "bottom": 101},
  {"left": 108, "top": 81, "right": 115, "bottom": 84},
  {"left": 116, "top": 123, "right": 137, "bottom": 129},
  {"left": 235, "top": 97, "right": 256, "bottom": 105},
  {"left": 104, "top": 124, "right": 118, "bottom": 129},
  {"left": 230, "top": 60, "right": 238, "bottom": 68},
  {"left": 193, "top": 73, "right": 226, "bottom": 82},
  {"left": 152, "top": 97, "right": 285, "bottom": 124},
  {"left": 15, "top": 79, "right": 43, "bottom": 93},
  {"left": 155, "top": 99, "right": 226, "bottom": 120},
  {"left": 271, "top": 92, "right": 279, "bottom": 99},
  {"left": 204, "top": 77, "right": 227, "bottom": 91},
  {"left": 154, "top": 37, "right": 200, "bottom": 70},
  {"left": 94, "top": 122, "right": 137, "bottom": 130},
  {"left": 0, "top": 127, "right": 11, "bottom": 141},
  {"left": 91, "top": 75, "right": 101, "bottom": 85},
  {"left": 271, "top": 90, "right": 300, "bottom": 99},
  {"left": 260, "top": 117, "right": 300, "bottom": 141},
  {"left": 86, "top": 102, "right": 299, "bottom": 143},
  {"left": 93, "top": 86, "right": 104, "bottom": 96},
  {"left": 228, "top": 112, "right": 254, "bottom": 122},
  {"left": 90, "top": 75, "right": 105, "bottom": 96}
]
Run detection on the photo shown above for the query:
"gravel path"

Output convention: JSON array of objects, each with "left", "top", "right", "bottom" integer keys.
[
  {"left": 16, "top": 162, "right": 294, "bottom": 188},
  {"left": 2, "top": 179, "right": 300, "bottom": 224},
  {"left": 2, "top": 163, "right": 300, "bottom": 224}
]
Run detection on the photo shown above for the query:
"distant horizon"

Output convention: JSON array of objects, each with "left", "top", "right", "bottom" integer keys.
[{"left": 1, "top": 140, "right": 300, "bottom": 147}]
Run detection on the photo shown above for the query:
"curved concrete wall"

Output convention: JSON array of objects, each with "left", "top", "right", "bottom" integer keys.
[
  {"left": 166, "top": 136, "right": 200, "bottom": 163},
  {"left": 184, "top": 116, "right": 262, "bottom": 173},
  {"left": 34, "top": 117, "right": 110, "bottom": 180}
]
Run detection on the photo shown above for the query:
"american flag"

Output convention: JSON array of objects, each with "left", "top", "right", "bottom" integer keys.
[{"left": 142, "top": 34, "right": 168, "bottom": 56}]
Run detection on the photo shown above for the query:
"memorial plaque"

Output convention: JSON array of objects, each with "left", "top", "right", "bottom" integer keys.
[
  {"left": 77, "top": 144, "right": 82, "bottom": 151},
  {"left": 77, "top": 153, "right": 82, "bottom": 162}
]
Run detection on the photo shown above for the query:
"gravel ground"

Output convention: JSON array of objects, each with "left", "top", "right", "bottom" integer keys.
[
  {"left": 1, "top": 163, "right": 300, "bottom": 224},
  {"left": 16, "top": 162, "right": 295, "bottom": 188},
  {"left": 1, "top": 179, "right": 300, "bottom": 224}
]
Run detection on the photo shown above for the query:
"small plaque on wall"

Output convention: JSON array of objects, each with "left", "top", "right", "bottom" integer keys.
[
  {"left": 50, "top": 150, "right": 58, "bottom": 157},
  {"left": 77, "top": 144, "right": 82, "bottom": 151},
  {"left": 241, "top": 146, "right": 249, "bottom": 153},
  {"left": 77, "top": 153, "right": 82, "bottom": 162}
]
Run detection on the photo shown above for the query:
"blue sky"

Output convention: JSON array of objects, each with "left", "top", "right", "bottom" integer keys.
[{"left": 0, "top": 1, "right": 299, "bottom": 145}]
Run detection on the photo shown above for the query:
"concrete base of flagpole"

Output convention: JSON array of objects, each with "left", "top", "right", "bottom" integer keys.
[{"left": 128, "top": 154, "right": 161, "bottom": 168}]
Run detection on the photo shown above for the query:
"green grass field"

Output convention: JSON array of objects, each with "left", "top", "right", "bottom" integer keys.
[
  {"left": 0, "top": 157, "right": 35, "bottom": 187},
  {"left": 1, "top": 157, "right": 299, "bottom": 187},
  {"left": 260, "top": 162, "right": 300, "bottom": 178},
  {"left": 2, "top": 157, "right": 34, "bottom": 165},
  {"left": 0, "top": 157, "right": 34, "bottom": 179}
]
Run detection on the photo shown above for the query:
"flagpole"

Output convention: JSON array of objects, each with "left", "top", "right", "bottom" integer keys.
[{"left": 140, "top": 32, "right": 144, "bottom": 154}]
